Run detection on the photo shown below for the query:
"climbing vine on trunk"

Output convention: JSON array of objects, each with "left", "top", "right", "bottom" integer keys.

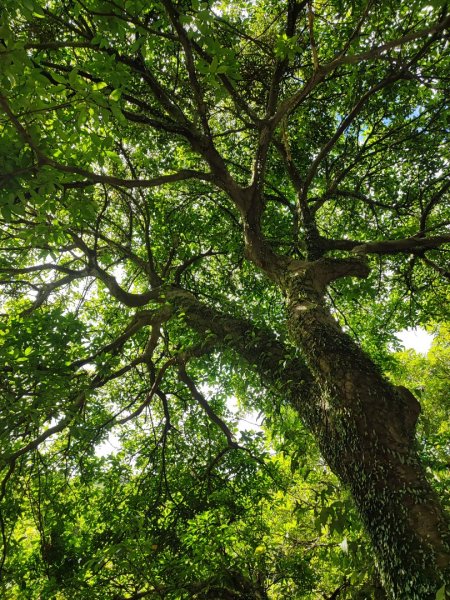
[{"left": 1, "top": 0, "right": 450, "bottom": 598}]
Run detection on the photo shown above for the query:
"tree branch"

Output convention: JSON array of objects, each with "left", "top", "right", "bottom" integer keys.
[
  {"left": 350, "top": 234, "right": 450, "bottom": 255},
  {"left": 117, "top": 358, "right": 175, "bottom": 425},
  {"left": 274, "top": 13, "right": 450, "bottom": 124},
  {"left": 46, "top": 162, "right": 216, "bottom": 190},
  {"left": 307, "top": 1, "right": 319, "bottom": 71},
  {"left": 300, "top": 72, "right": 404, "bottom": 205},
  {"left": 0, "top": 392, "right": 86, "bottom": 468},
  {"left": 324, "top": 14, "right": 450, "bottom": 72},
  {"left": 161, "top": 0, "right": 210, "bottom": 135},
  {"left": 178, "top": 363, "right": 238, "bottom": 448},
  {"left": 419, "top": 254, "right": 450, "bottom": 281},
  {"left": 0, "top": 92, "right": 46, "bottom": 161},
  {"left": 21, "top": 270, "right": 91, "bottom": 314},
  {"left": 419, "top": 176, "right": 450, "bottom": 233},
  {"left": 71, "top": 307, "right": 171, "bottom": 368}
]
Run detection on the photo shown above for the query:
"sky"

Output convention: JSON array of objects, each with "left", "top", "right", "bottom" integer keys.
[{"left": 396, "top": 327, "right": 433, "bottom": 355}]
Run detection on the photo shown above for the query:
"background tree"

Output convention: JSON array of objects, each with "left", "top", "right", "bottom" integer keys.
[
  {"left": 391, "top": 325, "right": 450, "bottom": 515},
  {"left": 0, "top": 0, "right": 449, "bottom": 598}
]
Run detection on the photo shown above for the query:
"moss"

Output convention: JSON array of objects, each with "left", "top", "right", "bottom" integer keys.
[{"left": 281, "top": 274, "right": 450, "bottom": 597}]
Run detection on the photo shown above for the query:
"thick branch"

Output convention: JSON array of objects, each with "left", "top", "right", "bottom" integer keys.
[
  {"left": 88, "top": 264, "right": 160, "bottom": 307},
  {"left": 287, "top": 256, "right": 370, "bottom": 291},
  {"left": 45, "top": 162, "right": 216, "bottom": 190},
  {"left": 69, "top": 232, "right": 161, "bottom": 307},
  {"left": 171, "top": 290, "right": 318, "bottom": 407},
  {"left": 350, "top": 234, "right": 450, "bottom": 255},
  {"left": 1, "top": 89, "right": 215, "bottom": 191}
]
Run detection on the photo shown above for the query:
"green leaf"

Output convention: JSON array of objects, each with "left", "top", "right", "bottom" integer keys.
[
  {"left": 1, "top": 205, "right": 12, "bottom": 221},
  {"left": 68, "top": 68, "right": 80, "bottom": 86},
  {"left": 92, "top": 81, "right": 108, "bottom": 91},
  {"left": 109, "top": 88, "right": 122, "bottom": 101},
  {"left": 436, "top": 585, "right": 446, "bottom": 600},
  {"left": 51, "top": 73, "right": 67, "bottom": 84}
]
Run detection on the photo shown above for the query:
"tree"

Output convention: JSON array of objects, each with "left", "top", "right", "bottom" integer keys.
[{"left": 0, "top": 0, "right": 449, "bottom": 597}]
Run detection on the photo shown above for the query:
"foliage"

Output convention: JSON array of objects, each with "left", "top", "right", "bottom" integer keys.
[
  {"left": 0, "top": 0, "right": 450, "bottom": 597},
  {"left": 391, "top": 325, "right": 450, "bottom": 511}
]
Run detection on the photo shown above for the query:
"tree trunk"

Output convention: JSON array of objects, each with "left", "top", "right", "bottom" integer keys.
[
  {"left": 284, "top": 271, "right": 450, "bottom": 598},
  {"left": 175, "top": 286, "right": 450, "bottom": 598}
]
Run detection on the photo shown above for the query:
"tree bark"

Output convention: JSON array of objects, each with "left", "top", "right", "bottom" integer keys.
[
  {"left": 283, "top": 269, "right": 450, "bottom": 598},
  {"left": 174, "top": 282, "right": 450, "bottom": 598}
]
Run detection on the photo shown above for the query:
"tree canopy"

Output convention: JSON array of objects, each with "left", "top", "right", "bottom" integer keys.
[{"left": 0, "top": 0, "right": 449, "bottom": 598}]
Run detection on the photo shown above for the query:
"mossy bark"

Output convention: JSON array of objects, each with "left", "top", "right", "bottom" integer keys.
[
  {"left": 284, "top": 271, "right": 450, "bottom": 598},
  {"left": 175, "top": 285, "right": 450, "bottom": 598}
]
